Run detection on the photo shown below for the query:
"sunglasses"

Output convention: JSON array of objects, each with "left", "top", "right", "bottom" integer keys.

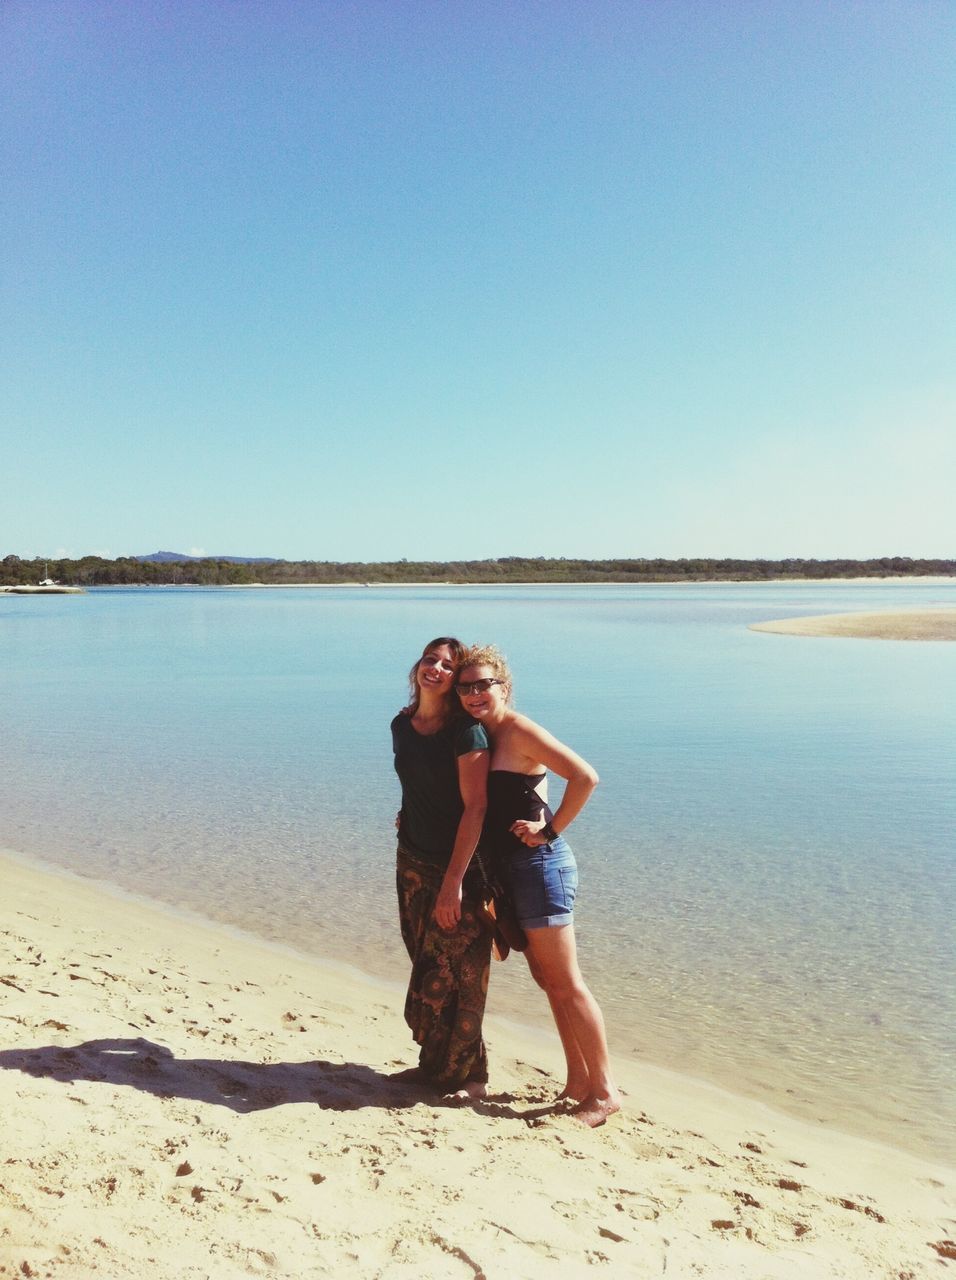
[{"left": 455, "top": 678, "right": 504, "bottom": 696}]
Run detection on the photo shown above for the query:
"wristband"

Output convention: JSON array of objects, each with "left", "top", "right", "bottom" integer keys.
[{"left": 541, "top": 820, "right": 559, "bottom": 843}]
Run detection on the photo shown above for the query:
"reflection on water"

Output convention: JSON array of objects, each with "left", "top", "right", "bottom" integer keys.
[{"left": 1, "top": 582, "right": 954, "bottom": 1161}]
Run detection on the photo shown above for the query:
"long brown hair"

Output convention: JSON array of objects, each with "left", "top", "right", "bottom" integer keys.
[{"left": 406, "top": 636, "right": 467, "bottom": 717}]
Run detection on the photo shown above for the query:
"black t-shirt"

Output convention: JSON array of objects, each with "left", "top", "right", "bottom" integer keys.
[{"left": 391, "top": 712, "right": 488, "bottom": 866}]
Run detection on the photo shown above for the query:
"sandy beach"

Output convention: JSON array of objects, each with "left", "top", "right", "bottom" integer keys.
[
  {"left": 1, "top": 852, "right": 953, "bottom": 1279},
  {"left": 749, "top": 608, "right": 956, "bottom": 641}
]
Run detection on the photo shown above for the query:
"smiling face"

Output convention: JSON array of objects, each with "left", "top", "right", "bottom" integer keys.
[
  {"left": 406, "top": 636, "right": 465, "bottom": 712},
  {"left": 416, "top": 643, "right": 458, "bottom": 698},
  {"left": 456, "top": 663, "right": 509, "bottom": 720}
]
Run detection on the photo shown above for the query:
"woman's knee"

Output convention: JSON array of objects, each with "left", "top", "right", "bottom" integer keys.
[
  {"left": 524, "top": 956, "right": 549, "bottom": 990},
  {"left": 532, "top": 963, "right": 586, "bottom": 1003},
  {"left": 553, "top": 980, "right": 590, "bottom": 1009}
]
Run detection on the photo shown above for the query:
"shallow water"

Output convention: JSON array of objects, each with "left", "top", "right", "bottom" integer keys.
[{"left": 1, "top": 581, "right": 953, "bottom": 1160}]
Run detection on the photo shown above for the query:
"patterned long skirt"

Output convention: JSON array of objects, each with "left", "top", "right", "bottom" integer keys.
[{"left": 396, "top": 844, "right": 492, "bottom": 1089}]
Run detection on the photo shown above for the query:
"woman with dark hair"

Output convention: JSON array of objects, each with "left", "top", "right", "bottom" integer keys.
[
  {"left": 455, "top": 644, "right": 621, "bottom": 1126},
  {"left": 391, "top": 637, "right": 492, "bottom": 1100}
]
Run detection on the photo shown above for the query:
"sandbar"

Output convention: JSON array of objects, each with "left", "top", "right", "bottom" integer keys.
[
  {"left": 0, "top": 585, "right": 84, "bottom": 595},
  {"left": 1, "top": 849, "right": 953, "bottom": 1278},
  {"left": 750, "top": 608, "right": 956, "bottom": 640}
]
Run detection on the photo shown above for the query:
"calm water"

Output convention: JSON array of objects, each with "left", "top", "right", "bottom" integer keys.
[{"left": 2, "top": 582, "right": 954, "bottom": 1161}]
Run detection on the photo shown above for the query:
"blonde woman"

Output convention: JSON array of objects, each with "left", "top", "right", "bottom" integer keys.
[{"left": 455, "top": 645, "right": 621, "bottom": 1126}]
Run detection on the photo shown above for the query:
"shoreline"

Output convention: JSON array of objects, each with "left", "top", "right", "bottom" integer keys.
[
  {"left": 245, "top": 575, "right": 956, "bottom": 588},
  {"left": 3, "top": 840, "right": 951, "bottom": 1166},
  {"left": 0, "top": 845, "right": 921, "bottom": 1159},
  {"left": 4, "top": 576, "right": 956, "bottom": 593},
  {"left": 0, "top": 585, "right": 84, "bottom": 594},
  {"left": 1, "top": 848, "right": 953, "bottom": 1277}
]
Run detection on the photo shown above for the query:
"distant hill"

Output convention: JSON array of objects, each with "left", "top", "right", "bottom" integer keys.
[{"left": 135, "top": 551, "right": 284, "bottom": 565}]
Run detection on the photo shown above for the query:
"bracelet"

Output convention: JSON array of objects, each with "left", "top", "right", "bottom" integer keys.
[{"left": 541, "top": 820, "right": 559, "bottom": 842}]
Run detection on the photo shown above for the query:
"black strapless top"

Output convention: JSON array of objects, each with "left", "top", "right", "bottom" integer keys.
[{"left": 484, "top": 770, "right": 554, "bottom": 859}]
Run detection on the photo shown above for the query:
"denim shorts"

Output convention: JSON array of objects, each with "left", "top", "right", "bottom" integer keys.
[{"left": 505, "top": 836, "right": 578, "bottom": 929}]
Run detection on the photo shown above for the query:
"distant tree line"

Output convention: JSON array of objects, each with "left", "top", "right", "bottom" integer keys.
[{"left": 2, "top": 553, "right": 954, "bottom": 587}]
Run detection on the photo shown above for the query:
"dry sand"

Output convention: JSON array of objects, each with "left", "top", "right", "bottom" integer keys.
[
  {"left": 749, "top": 609, "right": 956, "bottom": 641},
  {"left": 1, "top": 851, "right": 953, "bottom": 1279}
]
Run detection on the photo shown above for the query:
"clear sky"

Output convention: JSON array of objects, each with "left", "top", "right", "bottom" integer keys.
[{"left": 3, "top": 1, "right": 953, "bottom": 561}]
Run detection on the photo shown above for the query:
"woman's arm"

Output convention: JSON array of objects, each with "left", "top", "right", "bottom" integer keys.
[
  {"left": 509, "top": 719, "right": 599, "bottom": 848},
  {"left": 433, "top": 749, "right": 490, "bottom": 929}
]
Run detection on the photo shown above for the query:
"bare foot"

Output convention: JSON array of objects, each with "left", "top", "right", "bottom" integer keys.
[
  {"left": 572, "top": 1091, "right": 622, "bottom": 1128},
  {"left": 442, "top": 1080, "right": 488, "bottom": 1106},
  {"left": 557, "top": 1081, "right": 589, "bottom": 1104}
]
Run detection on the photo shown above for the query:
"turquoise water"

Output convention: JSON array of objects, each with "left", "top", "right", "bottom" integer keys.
[{"left": 2, "top": 582, "right": 954, "bottom": 1161}]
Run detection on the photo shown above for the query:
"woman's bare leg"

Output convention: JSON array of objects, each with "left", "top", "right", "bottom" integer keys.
[
  {"left": 545, "top": 992, "right": 590, "bottom": 1100},
  {"left": 523, "top": 924, "right": 621, "bottom": 1126}
]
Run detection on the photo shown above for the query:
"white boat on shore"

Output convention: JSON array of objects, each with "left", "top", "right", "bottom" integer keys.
[{"left": 0, "top": 562, "right": 85, "bottom": 594}]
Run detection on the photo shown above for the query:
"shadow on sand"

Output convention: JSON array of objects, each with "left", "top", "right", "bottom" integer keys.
[
  {"left": 0, "top": 1037, "right": 435, "bottom": 1114},
  {"left": 0, "top": 1037, "right": 571, "bottom": 1124}
]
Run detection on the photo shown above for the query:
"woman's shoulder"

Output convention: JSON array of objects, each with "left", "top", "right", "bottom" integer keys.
[
  {"left": 507, "top": 710, "right": 547, "bottom": 742},
  {"left": 501, "top": 711, "right": 563, "bottom": 764},
  {"left": 453, "top": 713, "right": 489, "bottom": 753},
  {"left": 390, "top": 708, "right": 416, "bottom": 740}
]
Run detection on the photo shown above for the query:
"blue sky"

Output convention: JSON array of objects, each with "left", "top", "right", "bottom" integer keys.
[{"left": 3, "top": 1, "right": 953, "bottom": 561}]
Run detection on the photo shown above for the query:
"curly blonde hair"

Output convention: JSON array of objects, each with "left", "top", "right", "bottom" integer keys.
[{"left": 459, "top": 643, "right": 513, "bottom": 703}]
